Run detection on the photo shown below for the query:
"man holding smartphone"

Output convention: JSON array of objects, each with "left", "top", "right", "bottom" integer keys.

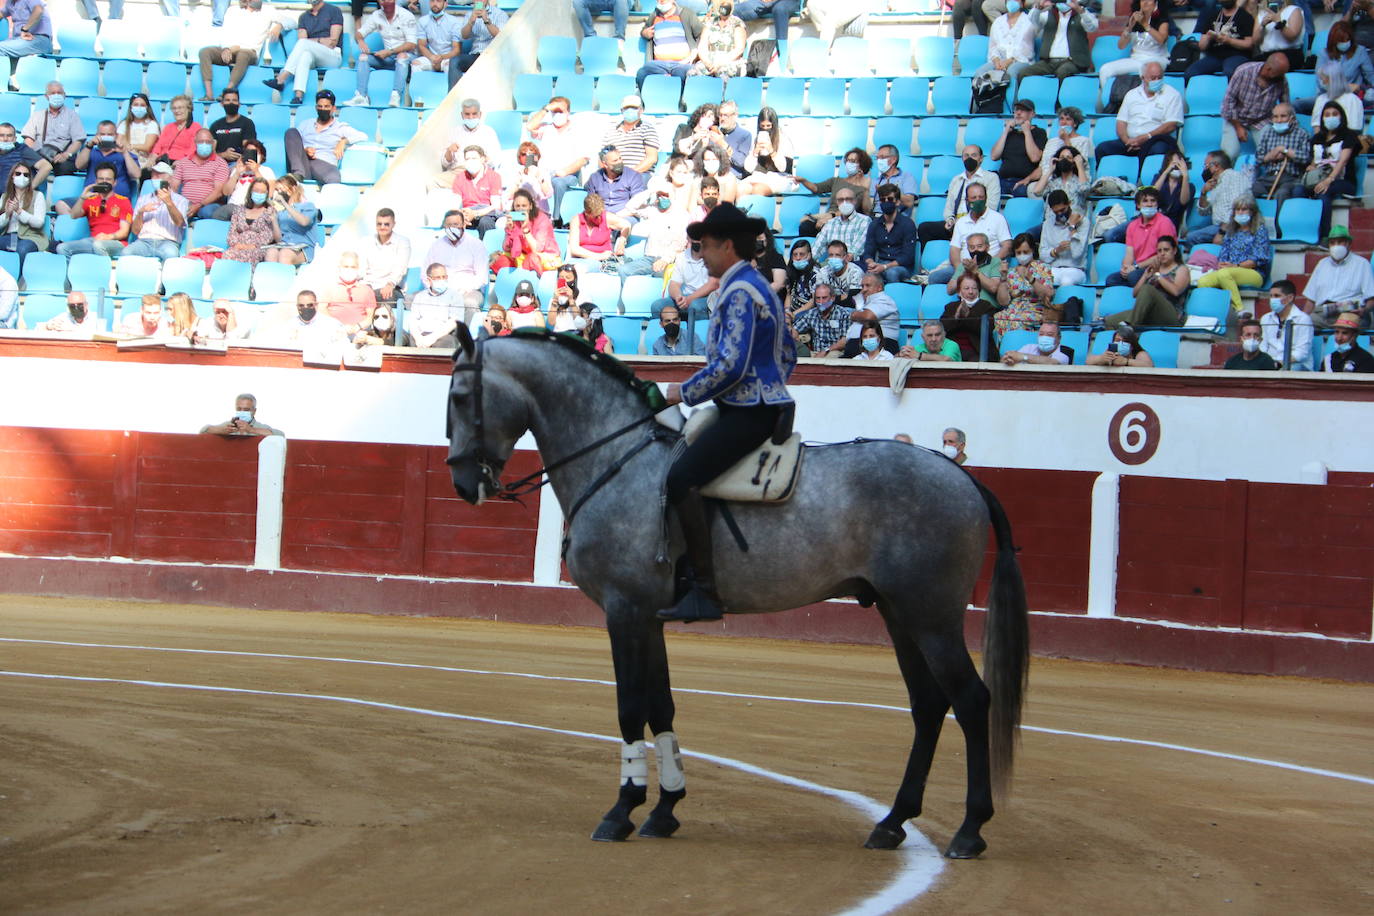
[{"left": 200, "top": 393, "right": 283, "bottom": 438}]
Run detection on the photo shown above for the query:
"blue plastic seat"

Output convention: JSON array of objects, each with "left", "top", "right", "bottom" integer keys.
[
  {"left": 888, "top": 77, "right": 928, "bottom": 116},
  {"left": 682, "top": 75, "right": 724, "bottom": 112},
  {"left": 76, "top": 97, "right": 120, "bottom": 135},
  {"left": 619, "top": 275, "right": 661, "bottom": 318},
  {"left": 1181, "top": 116, "right": 1220, "bottom": 158},
  {"left": 102, "top": 59, "right": 145, "bottom": 99},
  {"left": 1060, "top": 330, "right": 1090, "bottom": 364},
  {"left": 888, "top": 283, "right": 921, "bottom": 323},
  {"left": 794, "top": 153, "right": 836, "bottom": 183},
  {"left": 339, "top": 146, "right": 389, "bottom": 185},
  {"left": 52, "top": 213, "right": 89, "bottom": 244},
  {"left": 1097, "top": 155, "right": 1140, "bottom": 185},
  {"left": 560, "top": 189, "right": 588, "bottom": 224},
  {"left": 915, "top": 195, "right": 945, "bottom": 223},
  {"left": 925, "top": 156, "right": 962, "bottom": 194},
  {"left": 22, "top": 252, "right": 69, "bottom": 293},
  {"left": 486, "top": 109, "right": 526, "bottom": 150},
  {"left": 143, "top": 28, "right": 184, "bottom": 62},
  {"left": 788, "top": 37, "right": 830, "bottom": 76},
  {"left": 921, "top": 240, "right": 952, "bottom": 271},
  {"left": 777, "top": 195, "right": 821, "bottom": 235},
  {"left": 870, "top": 37, "right": 913, "bottom": 78},
  {"left": 848, "top": 77, "right": 889, "bottom": 118},
  {"left": 98, "top": 20, "right": 142, "bottom": 60},
  {"left": 1003, "top": 198, "right": 1043, "bottom": 236},
  {"left": 513, "top": 73, "right": 555, "bottom": 111},
  {"left": 336, "top": 105, "right": 378, "bottom": 140},
  {"left": 378, "top": 108, "right": 417, "bottom": 149},
  {"left": 1000, "top": 328, "right": 1036, "bottom": 352},
  {"left": 917, "top": 117, "right": 958, "bottom": 156},
  {"left": 1091, "top": 35, "right": 1130, "bottom": 71},
  {"left": 1184, "top": 76, "right": 1227, "bottom": 115},
  {"left": 640, "top": 73, "right": 682, "bottom": 113},
  {"left": 917, "top": 283, "right": 949, "bottom": 319},
  {"left": 317, "top": 184, "right": 361, "bottom": 226},
  {"left": 1057, "top": 75, "right": 1099, "bottom": 115},
  {"left": 873, "top": 118, "right": 914, "bottom": 156},
  {"left": 962, "top": 119, "right": 1002, "bottom": 153},
  {"left": 1056, "top": 284, "right": 1098, "bottom": 319},
  {"left": 828, "top": 118, "right": 869, "bottom": 154},
  {"left": 57, "top": 59, "right": 100, "bottom": 98},
  {"left": 580, "top": 36, "right": 622, "bottom": 77},
  {"left": 765, "top": 78, "right": 806, "bottom": 116},
  {"left": 1016, "top": 76, "right": 1059, "bottom": 115},
  {"left": 208, "top": 259, "right": 252, "bottom": 299},
  {"left": 115, "top": 256, "right": 162, "bottom": 296},
  {"left": 600, "top": 315, "right": 645, "bottom": 353},
  {"left": 408, "top": 70, "right": 451, "bottom": 108},
  {"left": 548, "top": 74, "right": 592, "bottom": 114},
  {"left": 829, "top": 37, "right": 871, "bottom": 78},
  {"left": 1092, "top": 115, "right": 1120, "bottom": 148},
  {"left": 1093, "top": 242, "right": 1128, "bottom": 284},
  {"left": 594, "top": 73, "right": 636, "bottom": 111},
  {"left": 915, "top": 36, "right": 955, "bottom": 77},
  {"left": 0, "top": 93, "right": 30, "bottom": 128},
  {"left": 1276, "top": 197, "right": 1322, "bottom": 244},
  {"left": 189, "top": 219, "right": 230, "bottom": 250},
  {"left": 161, "top": 258, "right": 206, "bottom": 297},
  {"left": 67, "top": 253, "right": 113, "bottom": 294},
  {"left": 57, "top": 18, "right": 99, "bottom": 59},
  {"left": 365, "top": 70, "right": 397, "bottom": 106},
  {"left": 577, "top": 271, "right": 621, "bottom": 312},
  {"left": 0, "top": 250, "right": 16, "bottom": 282},
  {"left": 538, "top": 35, "right": 579, "bottom": 75},
  {"left": 957, "top": 36, "right": 989, "bottom": 70},
  {"left": 722, "top": 76, "right": 763, "bottom": 116},
  {"left": 252, "top": 104, "right": 294, "bottom": 143},
  {"left": 1287, "top": 71, "right": 1316, "bottom": 101},
  {"left": 1139, "top": 330, "right": 1180, "bottom": 367},
  {"left": 146, "top": 62, "right": 189, "bottom": 101},
  {"left": 808, "top": 77, "right": 846, "bottom": 116},
  {"left": 22, "top": 294, "right": 69, "bottom": 328},
  {"left": 232, "top": 66, "right": 276, "bottom": 105},
  {"left": 12, "top": 56, "right": 56, "bottom": 94},
  {"left": 931, "top": 77, "right": 973, "bottom": 116}
]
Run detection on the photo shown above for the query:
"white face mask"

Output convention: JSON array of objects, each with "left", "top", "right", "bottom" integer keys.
[
  {"left": 339, "top": 268, "right": 359, "bottom": 282},
  {"left": 373, "top": 317, "right": 393, "bottom": 331},
  {"left": 573, "top": 316, "right": 588, "bottom": 331},
  {"left": 960, "top": 294, "right": 980, "bottom": 307},
  {"left": 1241, "top": 337, "right": 1260, "bottom": 353},
  {"left": 515, "top": 295, "right": 533, "bottom": 307},
  {"left": 1331, "top": 244, "right": 1350, "bottom": 261},
  {"left": 836, "top": 201, "right": 855, "bottom": 216},
  {"left": 941, "top": 444, "right": 960, "bottom": 460},
  {"left": 465, "top": 159, "right": 483, "bottom": 176},
  {"left": 13, "top": 174, "right": 30, "bottom": 188}
]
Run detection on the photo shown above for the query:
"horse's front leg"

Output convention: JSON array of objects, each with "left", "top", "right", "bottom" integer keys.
[{"left": 592, "top": 601, "right": 685, "bottom": 841}]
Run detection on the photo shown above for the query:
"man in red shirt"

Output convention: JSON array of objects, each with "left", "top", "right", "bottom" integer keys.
[
  {"left": 449, "top": 144, "right": 502, "bottom": 233},
  {"left": 170, "top": 129, "right": 230, "bottom": 218},
  {"left": 55, "top": 163, "right": 131, "bottom": 257},
  {"left": 321, "top": 250, "right": 376, "bottom": 334}
]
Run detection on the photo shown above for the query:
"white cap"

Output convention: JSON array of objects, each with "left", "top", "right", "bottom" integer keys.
[{"left": 620, "top": 94, "right": 643, "bottom": 110}]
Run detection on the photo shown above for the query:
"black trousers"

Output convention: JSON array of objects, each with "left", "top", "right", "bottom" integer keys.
[{"left": 667, "top": 402, "right": 782, "bottom": 504}]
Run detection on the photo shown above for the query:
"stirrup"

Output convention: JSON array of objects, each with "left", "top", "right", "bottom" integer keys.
[{"left": 656, "top": 582, "right": 724, "bottom": 623}]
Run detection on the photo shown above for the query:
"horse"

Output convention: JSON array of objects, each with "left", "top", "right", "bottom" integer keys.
[{"left": 445, "top": 326, "right": 1029, "bottom": 859}]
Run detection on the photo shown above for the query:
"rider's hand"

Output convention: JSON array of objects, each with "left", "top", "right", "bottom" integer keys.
[{"left": 663, "top": 383, "right": 683, "bottom": 406}]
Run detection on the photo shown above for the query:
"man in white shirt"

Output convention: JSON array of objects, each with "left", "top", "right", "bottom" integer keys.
[
  {"left": 409, "top": 263, "right": 471, "bottom": 349},
  {"left": 1302, "top": 226, "right": 1374, "bottom": 329},
  {"left": 347, "top": 0, "right": 418, "bottom": 109},
  {"left": 42, "top": 291, "right": 101, "bottom": 336},
  {"left": 441, "top": 99, "right": 503, "bottom": 174},
  {"left": 424, "top": 209, "right": 488, "bottom": 295},
  {"left": 1094, "top": 61, "right": 1183, "bottom": 160},
  {"left": 256, "top": 290, "right": 348, "bottom": 348},
  {"left": 1259, "top": 280, "right": 1314, "bottom": 369},
  {"left": 828, "top": 272, "right": 899, "bottom": 357},
  {"left": 527, "top": 96, "right": 590, "bottom": 223},
  {"left": 360, "top": 208, "right": 411, "bottom": 307},
  {"left": 198, "top": 0, "right": 280, "bottom": 99},
  {"left": 661, "top": 237, "right": 718, "bottom": 348},
  {"left": 125, "top": 183, "right": 190, "bottom": 261},
  {"left": 929, "top": 183, "right": 1011, "bottom": 286}
]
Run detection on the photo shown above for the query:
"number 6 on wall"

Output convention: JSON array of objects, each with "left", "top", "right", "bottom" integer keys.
[{"left": 1108, "top": 403, "right": 1161, "bottom": 466}]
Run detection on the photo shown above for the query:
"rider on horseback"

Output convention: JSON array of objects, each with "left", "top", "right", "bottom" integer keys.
[{"left": 658, "top": 203, "right": 797, "bottom": 623}]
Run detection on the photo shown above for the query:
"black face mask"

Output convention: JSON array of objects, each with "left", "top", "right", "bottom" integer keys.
[
  {"left": 298, "top": 305, "right": 317, "bottom": 322},
  {"left": 316, "top": 108, "right": 333, "bottom": 122},
  {"left": 755, "top": 239, "right": 768, "bottom": 255},
  {"left": 1202, "top": 166, "right": 1214, "bottom": 181},
  {"left": 1057, "top": 159, "right": 1075, "bottom": 174},
  {"left": 69, "top": 304, "right": 86, "bottom": 319},
  {"left": 663, "top": 320, "right": 680, "bottom": 335},
  {"left": 701, "top": 196, "right": 719, "bottom": 209},
  {"left": 223, "top": 103, "right": 240, "bottom": 117},
  {"left": 963, "top": 156, "right": 979, "bottom": 173},
  {"left": 608, "top": 163, "right": 624, "bottom": 176}
]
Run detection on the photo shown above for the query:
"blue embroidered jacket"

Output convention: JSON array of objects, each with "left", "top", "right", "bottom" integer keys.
[{"left": 680, "top": 259, "right": 796, "bottom": 407}]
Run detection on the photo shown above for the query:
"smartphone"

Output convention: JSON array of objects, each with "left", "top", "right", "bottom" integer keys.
[{"left": 509, "top": 210, "right": 527, "bottom": 223}]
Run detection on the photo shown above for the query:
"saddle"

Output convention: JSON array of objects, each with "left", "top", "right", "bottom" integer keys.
[{"left": 679, "top": 404, "right": 802, "bottom": 503}]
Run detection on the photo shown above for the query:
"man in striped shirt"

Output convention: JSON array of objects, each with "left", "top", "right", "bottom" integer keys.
[
  {"left": 600, "top": 95, "right": 659, "bottom": 174},
  {"left": 635, "top": 0, "right": 702, "bottom": 89},
  {"left": 170, "top": 129, "right": 229, "bottom": 219}
]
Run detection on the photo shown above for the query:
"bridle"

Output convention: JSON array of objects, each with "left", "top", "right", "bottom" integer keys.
[{"left": 446, "top": 336, "right": 667, "bottom": 507}]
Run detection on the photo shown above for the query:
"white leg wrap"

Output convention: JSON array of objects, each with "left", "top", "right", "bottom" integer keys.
[
  {"left": 654, "top": 731, "right": 686, "bottom": 793},
  {"left": 620, "top": 740, "right": 648, "bottom": 787}
]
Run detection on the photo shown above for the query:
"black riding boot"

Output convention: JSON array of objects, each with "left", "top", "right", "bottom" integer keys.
[{"left": 657, "top": 488, "right": 724, "bottom": 623}]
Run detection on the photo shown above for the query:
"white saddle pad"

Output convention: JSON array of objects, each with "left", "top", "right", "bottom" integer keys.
[{"left": 683, "top": 406, "right": 802, "bottom": 504}]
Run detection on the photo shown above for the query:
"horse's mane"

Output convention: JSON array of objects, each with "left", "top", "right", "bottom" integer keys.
[{"left": 502, "top": 328, "right": 667, "bottom": 411}]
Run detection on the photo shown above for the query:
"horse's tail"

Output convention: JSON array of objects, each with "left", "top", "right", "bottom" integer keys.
[{"left": 971, "top": 477, "right": 1029, "bottom": 799}]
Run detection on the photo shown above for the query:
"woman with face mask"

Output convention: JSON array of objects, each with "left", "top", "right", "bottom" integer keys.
[
  {"left": 355, "top": 302, "right": 413, "bottom": 348},
  {"left": 1296, "top": 21, "right": 1374, "bottom": 117},
  {"left": 0, "top": 164, "right": 47, "bottom": 265},
  {"left": 1306, "top": 101, "right": 1360, "bottom": 239},
  {"left": 568, "top": 191, "right": 632, "bottom": 270},
  {"left": 225, "top": 177, "right": 281, "bottom": 265},
  {"left": 673, "top": 104, "right": 728, "bottom": 160},
  {"left": 1085, "top": 326, "right": 1155, "bottom": 368},
  {"left": 796, "top": 147, "right": 874, "bottom": 236},
  {"left": 1099, "top": 0, "right": 1171, "bottom": 87},
  {"left": 1197, "top": 195, "right": 1271, "bottom": 311},
  {"left": 1308, "top": 62, "right": 1365, "bottom": 135},
  {"left": 847, "top": 320, "right": 894, "bottom": 362},
  {"left": 687, "top": 1, "right": 747, "bottom": 78},
  {"left": 262, "top": 174, "right": 322, "bottom": 265},
  {"left": 505, "top": 279, "right": 547, "bottom": 330},
  {"left": 118, "top": 93, "right": 161, "bottom": 175},
  {"left": 548, "top": 273, "right": 582, "bottom": 333},
  {"left": 740, "top": 106, "right": 798, "bottom": 196},
  {"left": 782, "top": 239, "right": 817, "bottom": 311},
  {"left": 753, "top": 228, "right": 788, "bottom": 294},
  {"left": 994, "top": 232, "right": 1055, "bottom": 337},
  {"left": 1144, "top": 150, "right": 1193, "bottom": 228},
  {"left": 1031, "top": 147, "right": 1088, "bottom": 214},
  {"left": 1104, "top": 235, "right": 1191, "bottom": 329},
  {"left": 491, "top": 188, "right": 561, "bottom": 276}
]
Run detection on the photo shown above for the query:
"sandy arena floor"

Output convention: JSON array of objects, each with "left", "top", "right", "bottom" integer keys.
[{"left": 1, "top": 594, "right": 1371, "bottom": 915}]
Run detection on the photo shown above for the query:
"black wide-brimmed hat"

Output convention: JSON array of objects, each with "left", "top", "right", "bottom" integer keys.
[{"left": 686, "top": 202, "right": 768, "bottom": 241}]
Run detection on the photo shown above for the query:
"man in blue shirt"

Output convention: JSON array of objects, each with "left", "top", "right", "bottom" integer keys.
[
  {"left": 414, "top": 0, "right": 464, "bottom": 89},
  {"left": 650, "top": 304, "right": 706, "bottom": 355},
  {"left": 583, "top": 146, "right": 648, "bottom": 217},
  {"left": 0, "top": 0, "right": 53, "bottom": 59},
  {"left": 863, "top": 183, "right": 917, "bottom": 285},
  {"left": 659, "top": 202, "right": 796, "bottom": 623},
  {"left": 717, "top": 100, "right": 753, "bottom": 178}
]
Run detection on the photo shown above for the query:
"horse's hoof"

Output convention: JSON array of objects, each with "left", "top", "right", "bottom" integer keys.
[
  {"left": 864, "top": 823, "right": 907, "bottom": 850},
  {"left": 944, "top": 832, "right": 987, "bottom": 859},
  {"left": 591, "top": 817, "right": 635, "bottom": 842},
  {"left": 638, "top": 811, "right": 680, "bottom": 838}
]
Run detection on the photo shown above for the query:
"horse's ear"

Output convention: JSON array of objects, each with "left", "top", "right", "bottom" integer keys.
[{"left": 453, "top": 322, "right": 475, "bottom": 362}]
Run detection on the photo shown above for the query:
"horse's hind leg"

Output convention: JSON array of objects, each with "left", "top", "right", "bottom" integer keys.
[
  {"left": 865, "top": 615, "right": 952, "bottom": 851},
  {"left": 593, "top": 601, "right": 684, "bottom": 841}
]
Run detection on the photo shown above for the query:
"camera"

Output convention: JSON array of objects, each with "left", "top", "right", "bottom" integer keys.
[{"left": 93, "top": 182, "right": 112, "bottom": 194}]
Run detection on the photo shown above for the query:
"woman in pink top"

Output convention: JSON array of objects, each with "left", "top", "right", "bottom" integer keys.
[
  {"left": 150, "top": 95, "right": 202, "bottom": 163},
  {"left": 490, "top": 189, "right": 561, "bottom": 275},
  {"left": 567, "top": 191, "right": 630, "bottom": 271}
]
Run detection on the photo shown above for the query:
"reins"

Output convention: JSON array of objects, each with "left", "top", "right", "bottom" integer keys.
[{"left": 499, "top": 413, "right": 664, "bottom": 501}]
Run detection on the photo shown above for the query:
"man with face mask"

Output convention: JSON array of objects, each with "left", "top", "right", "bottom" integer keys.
[
  {"left": 207, "top": 89, "right": 257, "bottom": 163},
  {"left": 1257, "top": 279, "right": 1313, "bottom": 369},
  {"left": 123, "top": 176, "right": 190, "bottom": 260},
  {"left": 1303, "top": 226, "right": 1374, "bottom": 329},
  {"left": 931, "top": 183, "right": 1010, "bottom": 286},
  {"left": 862, "top": 183, "right": 917, "bottom": 285},
  {"left": 527, "top": 96, "right": 587, "bottom": 223},
  {"left": 425, "top": 210, "right": 488, "bottom": 295},
  {"left": 813, "top": 239, "right": 864, "bottom": 302},
  {"left": 1223, "top": 319, "right": 1281, "bottom": 370},
  {"left": 636, "top": 0, "right": 703, "bottom": 90},
  {"left": 284, "top": 90, "right": 367, "bottom": 187},
  {"left": 1094, "top": 61, "right": 1183, "bottom": 161},
  {"left": 257, "top": 290, "right": 348, "bottom": 347},
  {"left": 813, "top": 187, "right": 872, "bottom": 261},
  {"left": 0, "top": 121, "right": 49, "bottom": 191},
  {"left": 42, "top": 292, "right": 100, "bottom": 337},
  {"left": 941, "top": 428, "right": 968, "bottom": 465},
  {"left": 22, "top": 81, "right": 85, "bottom": 177},
  {"left": 410, "top": 262, "right": 466, "bottom": 349},
  {"left": 264, "top": 0, "right": 345, "bottom": 106},
  {"left": 1019, "top": 0, "right": 1097, "bottom": 83},
  {"left": 991, "top": 99, "right": 1048, "bottom": 198},
  {"left": 869, "top": 145, "right": 918, "bottom": 209},
  {"left": 68, "top": 120, "right": 137, "bottom": 208},
  {"left": 448, "top": 144, "right": 503, "bottom": 233},
  {"left": 650, "top": 303, "right": 706, "bottom": 355},
  {"left": 617, "top": 187, "right": 690, "bottom": 279},
  {"left": 1185, "top": 149, "right": 1248, "bottom": 247},
  {"left": 1321, "top": 312, "right": 1374, "bottom": 372},
  {"left": 414, "top": 0, "right": 463, "bottom": 88},
  {"left": 346, "top": 0, "right": 418, "bottom": 109},
  {"left": 944, "top": 231, "right": 1004, "bottom": 303},
  {"left": 791, "top": 282, "right": 851, "bottom": 355},
  {"left": 584, "top": 145, "right": 649, "bottom": 217},
  {"left": 322, "top": 251, "right": 378, "bottom": 334},
  {"left": 917, "top": 145, "right": 999, "bottom": 248},
  {"left": 0, "top": 0, "right": 53, "bottom": 61},
  {"left": 168, "top": 129, "right": 230, "bottom": 219},
  {"left": 1002, "top": 319, "right": 1070, "bottom": 365},
  {"left": 441, "top": 100, "right": 503, "bottom": 171},
  {"left": 599, "top": 95, "right": 659, "bottom": 174},
  {"left": 55, "top": 164, "right": 131, "bottom": 257},
  {"left": 1252, "top": 102, "right": 1310, "bottom": 205},
  {"left": 1038, "top": 189, "right": 1088, "bottom": 285}
]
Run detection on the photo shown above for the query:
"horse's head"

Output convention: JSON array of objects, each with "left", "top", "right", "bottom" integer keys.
[{"left": 446, "top": 324, "right": 528, "bottom": 505}]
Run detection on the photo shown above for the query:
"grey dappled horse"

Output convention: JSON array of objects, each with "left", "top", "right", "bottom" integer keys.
[{"left": 446, "top": 327, "right": 1030, "bottom": 858}]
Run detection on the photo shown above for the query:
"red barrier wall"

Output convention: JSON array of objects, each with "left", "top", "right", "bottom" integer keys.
[
  {"left": 1117, "top": 476, "right": 1373, "bottom": 639},
  {"left": 281, "top": 441, "right": 540, "bottom": 582},
  {"left": 968, "top": 467, "right": 1096, "bottom": 614},
  {"left": 0, "top": 427, "right": 257, "bottom": 565}
]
